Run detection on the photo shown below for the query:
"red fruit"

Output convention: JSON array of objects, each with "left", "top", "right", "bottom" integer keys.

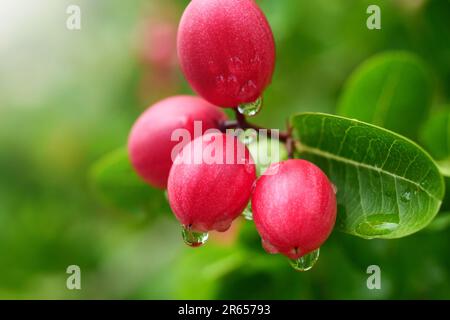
[
  {"left": 177, "top": 0, "right": 276, "bottom": 108},
  {"left": 140, "top": 19, "right": 177, "bottom": 69},
  {"left": 168, "top": 132, "right": 256, "bottom": 232},
  {"left": 128, "top": 96, "right": 227, "bottom": 189},
  {"left": 252, "top": 159, "right": 337, "bottom": 260}
]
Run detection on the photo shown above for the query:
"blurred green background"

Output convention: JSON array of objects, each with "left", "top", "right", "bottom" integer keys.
[{"left": 0, "top": 0, "right": 449, "bottom": 299}]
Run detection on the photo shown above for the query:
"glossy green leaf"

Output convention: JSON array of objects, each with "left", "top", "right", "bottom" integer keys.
[
  {"left": 420, "top": 109, "right": 450, "bottom": 168},
  {"left": 89, "top": 147, "right": 169, "bottom": 214},
  {"left": 338, "top": 51, "right": 432, "bottom": 140},
  {"left": 291, "top": 113, "right": 445, "bottom": 239},
  {"left": 420, "top": 108, "right": 450, "bottom": 210}
]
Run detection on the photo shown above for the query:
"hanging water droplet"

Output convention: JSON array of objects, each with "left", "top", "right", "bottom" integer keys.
[
  {"left": 242, "top": 201, "right": 253, "bottom": 220},
  {"left": 289, "top": 248, "right": 320, "bottom": 272},
  {"left": 237, "top": 96, "right": 263, "bottom": 117},
  {"left": 181, "top": 225, "right": 209, "bottom": 247}
]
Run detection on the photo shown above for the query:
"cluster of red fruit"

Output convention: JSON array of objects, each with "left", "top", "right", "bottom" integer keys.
[{"left": 128, "top": 0, "right": 336, "bottom": 269}]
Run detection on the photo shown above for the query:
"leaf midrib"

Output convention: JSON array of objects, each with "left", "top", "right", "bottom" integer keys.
[{"left": 297, "top": 142, "right": 441, "bottom": 203}]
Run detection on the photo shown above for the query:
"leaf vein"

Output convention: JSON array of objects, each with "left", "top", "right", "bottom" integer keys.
[{"left": 298, "top": 143, "right": 441, "bottom": 203}]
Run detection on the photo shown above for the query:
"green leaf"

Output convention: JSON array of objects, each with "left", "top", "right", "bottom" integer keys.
[
  {"left": 89, "top": 147, "right": 169, "bottom": 215},
  {"left": 337, "top": 51, "right": 432, "bottom": 140},
  {"left": 242, "top": 130, "right": 288, "bottom": 176},
  {"left": 291, "top": 113, "right": 445, "bottom": 239},
  {"left": 419, "top": 108, "right": 450, "bottom": 210},
  {"left": 420, "top": 108, "right": 450, "bottom": 165}
]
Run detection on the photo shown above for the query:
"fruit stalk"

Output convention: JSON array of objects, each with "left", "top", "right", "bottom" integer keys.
[
  {"left": 220, "top": 109, "right": 295, "bottom": 158},
  {"left": 220, "top": 109, "right": 290, "bottom": 143}
]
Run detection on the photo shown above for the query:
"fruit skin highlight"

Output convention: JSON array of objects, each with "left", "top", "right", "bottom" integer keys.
[
  {"left": 177, "top": 0, "right": 276, "bottom": 108},
  {"left": 168, "top": 132, "right": 256, "bottom": 232},
  {"left": 128, "top": 95, "right": 227, "bottom": 189},
  {"left": 252, "top": 159, "right": 337, "bottom": 259}
]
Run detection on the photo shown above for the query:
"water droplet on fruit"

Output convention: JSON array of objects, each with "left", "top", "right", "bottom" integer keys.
[
  {"left": 181, "top": 225, "right": 208, "bottom": 247},
  {"left": 331, "top": 183, "right": 338, "bottom": 194},
  {"left": 229, "top": 56, "right": 243, "bottom": 68},
  {"left": 250, "top": 54, "right": 261, "bottom": 66},
  {"left": 261, "top": 238, "right": 278, "bottom": 254},
  {"left": 242, "top": 201, "right": 253, "bottom": 220},
  {"left": 264, "top": 162, "right": 281, "bottom": 176},
  {"left": 227, "top": 74, "right": 238, "bottom": 84},
  {"left": 238, "top": 80, "right": 258, "bottom": 101},
  {"left": 289, "top": 248, "right": 320, "bottom": 272},
  {"left": 237, "top": 96, "right": 263, "bottom": 117},
  {"left": 215, "top": 75, "right": 225, "bottom": 85}
]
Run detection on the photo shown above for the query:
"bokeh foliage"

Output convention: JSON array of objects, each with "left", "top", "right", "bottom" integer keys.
[{"left": 0, "top": 0, "right": 449, "bottom": 299}]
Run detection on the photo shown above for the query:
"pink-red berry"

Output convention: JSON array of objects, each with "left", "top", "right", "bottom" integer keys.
[
  {"left": 168, "top": 132, "right": 256, "bottom": 232},
  {"left": 177, "top": 0, "right": 276, "bottom": 108},
  {"left": 128, "top": 95, "right": 227, "bottom": 189},
  {"left": 252, "top": 159, "right": 337, "bottom": 259}
]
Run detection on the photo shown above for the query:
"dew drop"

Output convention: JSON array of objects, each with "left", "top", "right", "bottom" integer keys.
[
  {"left": 331, "top": 183, "right": 338, "bottom": 194},
  {"left": 242, "top": 201, "right": 253, "bottom": 221},
  {"left": 238, "top": 80, "right": 258, "bottom": 100},
  {"left": 251, "top": 180, "right": 257, "bottom": 191},
  {"left": 181, "top": 225, "right": 208, "bottom": 247},
  {"left": 227, "top": 74, "right": 238, "bottom": 84},
  {"left": 229, "top": 56, "right": 243, "bottom": 67},
  {"left": 250, "top": 54, "right": 261, "bottom": 66},
  {"left": 264, "top": 162, "right": 281, "bottom": 176},
  {"left": 261, "top": 239, "right": 278, "bottom": 254},
  {"left": 237, "top": 96, "right": 263, "bottom": 117},
  {"left": 400, "top": 191, "right": 412, "bottom": 202},
  {"left": 356, "top": 214, "right": 400, "bottom": 238},
  {"left": 289, "top": 248, "right": 320, "bottom": 272},
  {"left": 244, "top": 160, "right": 255, "bottom": 173},
  {"left": 215, "top": 75, "right": 225, "bottom": 85}
]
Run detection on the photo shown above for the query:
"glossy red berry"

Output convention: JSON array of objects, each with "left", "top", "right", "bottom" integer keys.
[
  {"left": 177, "top": 0, "right": 276, "bottom": 108},
  {"left": 168, "top": 132, "right": 256, "bottom": 233},
  {"left": 128, "top": 96, "right": 227, "bottom": 189},
  {"left": 252, "top": 159, "right": 337, "bottom": 260}
]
